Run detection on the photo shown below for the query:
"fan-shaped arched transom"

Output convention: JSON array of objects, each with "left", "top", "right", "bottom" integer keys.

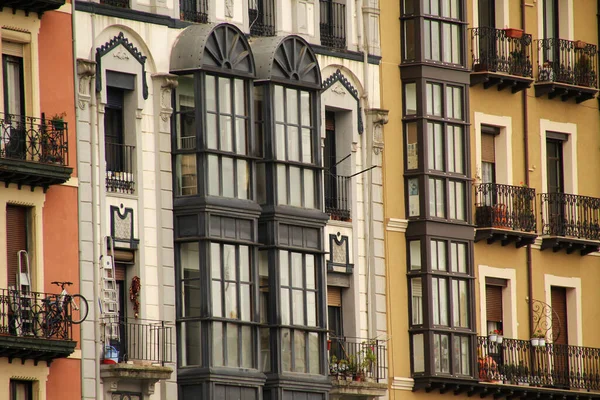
[
  {"left": 203, "top": 24, "right": 254, "bottom": 76},
  {"left": 272, "top": 36, "right": 321, "bottom": 88}
]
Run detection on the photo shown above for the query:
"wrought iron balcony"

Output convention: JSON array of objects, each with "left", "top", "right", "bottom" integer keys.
[
  {"left": 0, "top": 288, "right": 76, "bottom": 363},
  {"left": 328, "top": 336, "right": 387, "bottom": 397},
  {"left": 249, "top": 0, "right": 276, "bottom": 37},
  {"left": 540, "top": 192, "right": 600, "bottom": 255},
  {"left": 106, "top": 143, "right": 135, "bottom": 194},
  {"left": 2, "top": 0, "right": 65, "bottom": 16},
  {"left": 478, "top": 335, "right": 600, "bottom": 392},
  {"left": 99, "top": 0, "right": 130, "bottom": 7},
  {"left": 535, "top": 38, "right": 598, "bottom": 102},
  {"left": 474, "top": 183, "right": 537, "bottom": 247},
  {"left": 325, "top": 174, "right": 351, "bottom": 221},
  {"left": 0, "top": 113, "right": 72, "bottom": 189},
  {"left": 179, "top": 0, "right": 208, "bottom": 23},
  {"left": 320, "top": 1, "right": 347, "bottom": 49},
  {"left": 469, "top": 27, "right": 533, "bottom": 93}
]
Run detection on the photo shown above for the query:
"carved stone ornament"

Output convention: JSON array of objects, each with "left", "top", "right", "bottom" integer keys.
[
  {"left": 77, "top": 59, "right": 96, "bottom": 110},
  {"left": 112, "top": 47, "right": 130, "bottom": 61},
  {"left": 225, "top": 0, "right": 234, "bottom": 17},
  {"left": 366, "top": 108, "right": 389, "bottom": 154},
  {"left": 331, "top": 83, "right": 347, "bottom": 96},
  {"left": 322, "top": 69, "right": 363, "bottom": 133},
  {"left": 152, "top": 73, "right": 179, "bottom": 122}
]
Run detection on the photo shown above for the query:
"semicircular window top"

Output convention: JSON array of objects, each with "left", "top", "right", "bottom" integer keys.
[
  {"left": 170, "top": 23, "right": 255, "bottom": 77},
  {"left": 253, "top": 35, "right": 321, "bottom": 89},
  {"left": 171, "top": 24, "right": 256, "bottom": 201}
]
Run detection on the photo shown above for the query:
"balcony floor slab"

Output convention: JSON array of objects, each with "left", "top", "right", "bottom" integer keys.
[
  {"left": 471, "top": 71, "right": 534, "bottom": 93},
  {"left": 330, "top": 378, "right": 388, "bottom": 398},
  {"left": 540, "top": 236, "right": 600, "bottom": 255},
  {"left": 534, "top": 82, "right": 598, "bottom": 103},
  {"left": 475, "top": 228, "right": 538, "bottom": 248}
]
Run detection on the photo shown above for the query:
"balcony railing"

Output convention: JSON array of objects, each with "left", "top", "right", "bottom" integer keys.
[
  {"left": 99, "top": 0, "right": 130, "bottom": 7},
  {"left": 325, "top": 174, "right": 351, "bottom": 221},
  {"left": 102, "top": 319, "right": 174, "bottom": 366},
  {"left": 478, "top": 335, "right": 600, "bottom": 391},
  {"left": 249, "top": 0, "right": 276, "bottom": 37},
  {"left": 536, "top": 38, "right": 598, "bottom": 88},
  {"left": 320, "top": 1, "right": 347, "bottom": 49},
  {"left": 106, "top": 143, "right": 135, "bottom": 194},
  {"left": 540, "top": 192, "right": 600, "bottom": 240},
  {"left": 470, "top": 27, "right": 533, "bottom": 77},
  {"left": 475, "top": 183, "right": 536, "bottom": 232},
  {"left": 0, "top": 113, "right": 69, "bottom": 166},
  {"left": 328, "top": 336, "right": 387, "bottom": 382},
  {"left": 179, "top": 0, "right": 208, "bottom": 23}
]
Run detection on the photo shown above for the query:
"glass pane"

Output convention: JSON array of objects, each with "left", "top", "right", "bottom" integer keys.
[
  {"left": 206, "top": 75, "right": 216, "bottom": 112},
  {"left": 424, "top": 20, "right": 432, "bottom": 59},
  {"left": 181, "top": 321, "right": 201, "bottom": 366},
  {"left": 219, "top": 77, "right": 231, "bottom": 114},
  {"left": 261, "top": 327, "right": 271, "bottom": 371},
  {"left": 239, "top": 246, "right": 250, "bottom": 282},
  {"left": 405, "top": 83, "right": 417, "bottom": 115},
  {"left": 433, "top": 84, "right": 442, "bottom": 116},
  {"left": 432, "top": 277, "right": 440, "bottom": 323},
  {"left": 276, "top": 124, "right": 286, "bottom": 160},
  {"left": 451, "top": 0, "right": 459, "bottom": 18},
  {"left": 210, "top": 243, "right": 221, "bottom": 279},
  {"left": 289, "top": 167, "right": 301, "bottom": 207},
  {"left": 220, "top": 115, "right": 233, "bottom": 152},
  {"left": 223, "top": 244, "right": 236, "bottom": 281},
  {"left": 452, "top": 280, "right": 469, "bottom": 328},
  {"left": 301, "top": 128, "right": 312, "bottom": 163},
  {"left": 241, "top": 325, "right": 253, "bottom": 368},
  {"left": 291, "top": 253, "right": 303, "bottom": 287},
  {"left": 256, "top": 163, "right": 266, "bottom": 204},
  {"left": 288, "top": 126, "right": 300, "bottom": 161},
  {"left": 226, "top": 323, "right": 239, "bottom": 366},
  {"left": 303, "top": 169, "right": 315, "bottom": 209},
  {"left": 206, "top": 113, "right": 217, "bottom": 149},
  {"left": 301, "top": 91, "right": 311, "bottom": 126},
  {"left": 307, "top": 292, "right": 317, "bottom": 326},
  {"left": 406, "top": 122, "right": 418, "bottom": 169},
  {"left": 454, "top": 127, "right": 464, "bottom": 173},
  {"left": 182, "top": 279, "right": 201, "bottom": 317},
  {"left": 432, "top": 240, "right": 447, "bottom": 271},
  {"left": 408, "top": 178, "right": 420, "bottom": 216},
  {"left": 411, "top": 277, "right": 423, "bottom": 324},
  {"left": 305, "top": 254, "right": 315, "bottom": 289},
  {"left": 456, "top": 181, "right": 465, "bottom": 220},
  {"left": 222, "top": 157, "right": 234, "bottom": 198},
  {"left": 277, "top": 164, "right": 287, "bottom": 205},
  {"left": 235, "top": 79, "right": 245, "bottom": 115},
  {"left": 409, "top": 240, "right": 421, "bottom": 270},
  {"left": 212, "top": 280, "right": 222, "bottom": 317},
  {"left": 404, "top": 19, "right": 416, "bottom": 60},
  {"left": 441, "top": 0, "right": 450, "bottom": 17},
  {"left": 449, "top": 181, "right": 457, "bottom": 219},
  {"left": 286, "top": 88, "right": 298, "bottom": 124},
  {"left": 431, "top": 21, "right": 440, "bottom": 61},
  {"left": 280, "top": 250, "right": 289, "bottom": 286},
  {"left": 177, "top": 154, "right": 197, "bottom": 196},
  {"left": 452, "top": 24, "right": 460, "bottom": 63},
  {"left": 294, "top": 330, "right": 306, "bottom": 372},
  {"left": 434, "top": 333, "right": 450, "bottom": 373},
  {"left": 240, "top": 284, "right": 251, "bottom": 321},
  {"left": 439, "top": 278, "right": 448, "bottom": 325},
  {"left": 412, "top": 333, "right": 424, "bottom": 373},
  {"left": 281, "top": 288, "right": 290, "bottom": 325},
  {"left": 442, "top": 23, "right": 451, "bottom": 63},
  {"left": 181, "top": 242, "right": 200, "bottom": 278},
  {"left": 207, "top": 155, "right": 219, "bottom": 196},
  {"left": 282, "top": 328, "right": 292, "bottom": 371},
  {"left": 275, "top": 86, "right": 285, "bottom": 122},
  {"left": 236, "top": 118, "right": 247, "bottom": 155},
  {"left": 225, "top": 281, "right": 237, "bottom": 319},
  {"left": 453, "top": 87, "right": 462, "bottom": 119},
  {"left": 236, "top": 159, "right": 249, "bottom": 200},
  {"left": 292, "top": 289, "right": 304, "bottom": 325},
  {"left": 308, "top": 332, "right": 320, "bottom": 374},
  {"left": 213, "top": 322, "right": 223, "bottom": 366}
]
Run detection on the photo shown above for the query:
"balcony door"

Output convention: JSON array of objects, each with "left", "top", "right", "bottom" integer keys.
[
  {"left": 477, "top": 0, "right": 496, "bottom": 70},
  {"left": 542, "top": 0, "right": 559, "bottom": 64},
  {"left": 2, "top": 53, "right": 26, "bottom": 159},
  {"left": 546, "top": 137, "right": 565, "bottom": 235},
  {"left": 105, "top": 87, "right": 125, "bottom": 174},
  {"left": 324, "top": 112, "right": 337, "bottom": 214},
  {"left": 551, "top": 286, "right": 569, "bottom": 388}
]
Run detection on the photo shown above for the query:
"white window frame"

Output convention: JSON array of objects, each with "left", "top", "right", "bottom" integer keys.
[
  {"left": 478, "top": 265, "right": 517, "bottom": 338},
  {"left": 536, "top": 0, "right": 574, "bottom": 41},
  {"left": 472, "top": 0, "right": 509, "bottom": 29},
  {"left": 474, "top": 112, "right": 513, "bottom": 185},
  {"left": 544, "top": 274, "right": 582, "bottom": 346}
]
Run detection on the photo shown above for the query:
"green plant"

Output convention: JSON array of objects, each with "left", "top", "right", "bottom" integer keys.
[
  {"left": 50, "top": 112, "right": 67, "bottom": 121},
  {"left": 532, "top": 329, "right": 545, "bottom": 339}
]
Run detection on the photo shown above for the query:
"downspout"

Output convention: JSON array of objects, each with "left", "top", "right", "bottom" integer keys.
[{"left": 522, "top": 0, "right": 534, "bottom": 337}]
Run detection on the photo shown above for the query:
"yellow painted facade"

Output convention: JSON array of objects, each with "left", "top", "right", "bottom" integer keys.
[{"left": 382, "top": 0, "right": 600, "bottom": 399}]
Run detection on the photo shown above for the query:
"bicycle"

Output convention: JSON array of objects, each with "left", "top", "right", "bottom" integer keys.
[{"left": 35, "top": 281, "right": 89, "bottom": 338}]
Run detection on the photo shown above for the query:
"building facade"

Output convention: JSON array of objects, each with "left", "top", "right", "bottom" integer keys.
[
  {"left": 383, "top": 1, "right": 600, "bottom": 400},
  {"left": 0, "top": 1, "right": 81, "bottom": 399},
  {"left": 74, "top": 0, "right": 387, "bottom": 399}
]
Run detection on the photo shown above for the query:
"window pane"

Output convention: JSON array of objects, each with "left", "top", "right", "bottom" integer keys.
[
  {"left": 236, "top": 118, "right": 247, "bottom": 155},
  {"left": 447, "top": 126, "right": 464, "bottom": 174},
  {"left": 276, "top": 124, "right": 286, "bottom": 160},
  {"left": 409, "top": 240, "right": 421, "bottom": 270},
  {"left": 432, "top": 240, "right": 447, "bottom": 271},
  {"left": 442, "top": 23, "right": 451, "bottom": 63},
  {"left": 429, "top": 178, "right": 445, "bottom": 217},
  {"left": 206, "top": 113, "right": 217, "bottom": 149},
  {"left": 281, "top": 288, "right": 290, "bottom": 325},
  {"left": 308, "top": 332, "right": 320, "bottom": 374},
  {"left": 291, "top": 252, "right": 303, "bottom": 287},
  {"left": 261, "top": 327, "right": 271, "bottom": 371},
  {"left": 451, "top": 24, "right": 461, "bottom": 63},
  {"left": 289, "top": 166, "right": 301, "bottom": 207},
  {"left": 424, "top": 20, "right": 432, "bottom": 59},
  {"left": 307, "top": 291, "right": 317, "bottom": 326},
  {"left": 408, "top": 178, "right": 420, "bottom": 217},
  {"left": 212, "top": 280, "right": 222, "bottom": 317},
  {"left": 431, "top": 21, "right": 440, "bottom": 61},
  {"left": 453, "top": 336, "right": 470, "bottom": 375},
  {"left": 303, "top": 169, "right": 315, "bottom": 209},
  {"left": 282, "top": 328, "right": 292, "bottom": 371},
  {"left": 301, "top": 128, "right": 312, "bottom": 163},
  {"left": 280, "top": 250, "right": 289, "bottom": 285},
  {"left": 406, "top": 122, "right": 418, "bottom": 169},
  {"left": 275, "top": 86, "right": 284, "bottom": 122},
  {"left": 235, "top": 79, "right": 245, "bottom": 115},
  {"left": 211, "top": 242, "right": 221, "bottom": 279},
  {"left": 427, "top": 123, "right": 444, "bottom": 170},
  {"left": 412, "top": 333, "right": 425, "bottom": 373},
  {"left": 213, "top": 322, "right": 223, "bottom": 366},
  {"left": 435, "top": 278, "right": 448, "bottom": 325},
  {"left": 219, "top": 77, "right": 231, "bottom": 114},
  {"left": 452, "top": 279, "right": 469, "bottom": 328},
  {"left": 286, "top": 88, "right": 298, "bottom": 124},
  {"left": 434, "top": 333, "right": 450, "bottom": 373},
  {"left": 223, "top": 244, "right": 236, "bottom": 281},
  {"left": 236, "top": 159, "right": 249, "bottom": 199},
  {"left": 305, "top": 254, "right": 316, "bottom": 289},
  {"left": 220, "top": 115, "right": 233, "bottom": 152},
  {"left": 301, "top": 91, "right": 311, "bottom": 126},
  {"left": 451, "top": 242, "right": 467, "bottom": 273},
  {"left": 241, "top": 284, "right": 251, "bottom": 321},
  {"left": 292, "top": 289, "right": 304, "bottom": 325},
  {"left": 226, "top": 323, "right": 239, "bottom": 366},
  {"left": 206, "top": 75, "right": 216, "bottom": 112},
  {"left": 241, "top": 325, "right": 253, "bottom": 368},
  {"left": 181, "top": 242, "right": 200, "bottom": 277},
  {"left": 256, "top": 163, "right": 266, "bottom": 204},
  {"left": 176, "top": 154, "right": 197, "bottom": 196},
  {"left": 183, "top": 280, "right": 201, "bottom": 317},
  {"left": 277, "top": 164, "right": 287, "bottom": 205},
  {"left": 404, "top": 19, "right": 416, "bottom": 60},
  {"left": 222, "top": 157, "right": 234, "bottom": 198},
  {"left": 207, "top": 155, "right": 219, "bottom": 195},
  {"left": 225, "top": 281, "right": 237, "bottom": 319},
  {"left": 288, "top": 126, "right": 299, "bottom": 161},
  {"left": 239, "top": 246, "right": 250, "bottom": 282},
  {"left": 294, "top": 330, "right": 306, "bottom": 372},
  {"left": 405, "top": 83, "right": 417, "bottom": 115},
  {"left": 411, "top": 277, "right": 423, "bottom": 324},
  {"left": 181, "top": 321, "right": 201, "bottom": 366}
]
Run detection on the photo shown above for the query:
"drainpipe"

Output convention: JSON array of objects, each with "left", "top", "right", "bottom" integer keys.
[{"left": 521, "top": 0, "right": 534, "bottom": 337}]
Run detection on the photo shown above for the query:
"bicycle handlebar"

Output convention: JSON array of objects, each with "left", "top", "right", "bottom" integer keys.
[{"left": 51, "top": 281, "right": 73, "bottom": 287}]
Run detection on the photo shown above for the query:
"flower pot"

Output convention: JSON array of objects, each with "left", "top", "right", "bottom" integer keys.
[
  {"left": 504, "top": 28, "right": 524, "bottom": 39},
  {"left": 530, "top": 338, "right": 540, "bottom": 347},
  {"left": 51, "top": 119, "right": 65, "bottom": 131},
  {"left": 538, "top": 338, "right": 546, "bottom": 347},
  {"left": 489, "top": 334, "right": 498, "bottom": 343},
  {"left": 496, "top": 335, "right": 503, "bottom": 344},
  {"left": 575, "top": 40, "right": 586, "bottom": 49}
]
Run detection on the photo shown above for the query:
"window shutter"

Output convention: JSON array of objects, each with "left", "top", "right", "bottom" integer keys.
[
  {"left": 485, "top": 284, "right": 503, "bottom": 322},
  {"left": 2, "top": 41, "right": 24, "bottom": 57},
  {"left": 6, "top": 205, "right": 27, "bottom": 289},
  {"left": 325, "top": 112, "right": 335, "bottom": 131},
  {"left": 327, "top": 286, "right": 342, "bottom": 307},
  {"left": 481, "top": 133, "right": 496, "bottom": 163},
  {"left": 114, "top": 262, "right": 126, "bottom": 281},
  {"left": 551, "top": 286, "right": 568, "bottom": 344}
]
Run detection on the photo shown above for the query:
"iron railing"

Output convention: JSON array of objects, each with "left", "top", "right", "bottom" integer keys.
[
  {"left": 102, "top": 319, "right": 174, "bottom": 366},
  {"left": 320, "top": 1, "right": 347, "bottom": 49},
  {"left": 475, "top": 183, "right": 536, "bottom": 232},
  {"left": 179, "top": 0, "right": 208, "bottom": 23},
  {"left": 106, "top": 142, "right": 135, "bottom": 194},
  {"left": 540, "top": 192, "right": 600, "bottom": 240},
  {"left": 537, "top": 38, "right": 598, "bottom": 88},
  {"left": 328, "top": 336, "right": 387, "bottom": 382},
  {"left": 470, "top": 27, "right": 533, "bottom": 77},
  {"left": 99, "top": 0, "right": 130, "bottom": 7},
  {"left": 325, "top": 174, "right": 351, "bottom": 221},
  {"left": 0, "top": 288, "right": 73, "bottom": 341},
  {"left": 249, "top": 0, "right": 276, "bottom": 37},
  {"left": 0, "top": 113, "right": 69, "bottom": 166},
  {"left": 478, "top": 336, "right": 600, "bottom": 391}
]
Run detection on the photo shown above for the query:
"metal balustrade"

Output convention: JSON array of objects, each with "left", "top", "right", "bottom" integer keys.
[
  {"left": 537, "top": 38, "right": 598, "bottom": 88},
  {"left": 105, "top": 142, "right": 135, "bottom": 194},
  {"left": 249, "top": 0, "right": 276, "bottom": 37},
  {"left": 475, "top": 183, "right": 536, "bottom": 232},
  {"left": 328, "top": 336, "right": 387, "bottom": 382},
  {"left": 320, "top": 1, "right": 347, "bottom": 49},
  {"left": 470, "top": 27, "right": 534, "bottom": 77},
  {"left": 179, "top": 0, "right": 208, "bottom": 23},
  {"left": 325, "top": 174, "right": 351, "bottom": 221},
  {"left": 540, "top": 192, "right": 600, "bottom": 240}
]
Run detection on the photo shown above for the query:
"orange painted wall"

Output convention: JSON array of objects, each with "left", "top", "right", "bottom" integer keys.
[{"left": 37, "top": 8, "right": 81, "bottom": 400}]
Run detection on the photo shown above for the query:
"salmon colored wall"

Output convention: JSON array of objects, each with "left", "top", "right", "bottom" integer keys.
[
  {"left": 46, "top": 358, "right": 82, "bottom": 399},
  {"left": 37, "top": 10, "right": 77, "bottom": 176}
]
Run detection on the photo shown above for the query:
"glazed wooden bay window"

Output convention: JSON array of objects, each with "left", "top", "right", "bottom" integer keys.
[{"left": 408, "top": 238, "right": 473, "bottom": 377}]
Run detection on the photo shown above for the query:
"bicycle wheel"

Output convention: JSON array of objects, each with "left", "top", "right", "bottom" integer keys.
[{"left": 69, "top": 294, "right": 89, "bottom": 324}]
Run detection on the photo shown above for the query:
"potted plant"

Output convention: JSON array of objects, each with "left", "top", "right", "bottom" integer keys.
[
  {"left": 575, "top": 53, "right": 594, "bottom": 87},
  {"left": 488, "top": 330, "right": 498, "bottom": 343},
  {"left": 575, "top": 40, "right": 586, "bottom": 49},
  {"left": 329, "top": 355, "right": 339, "bottom": 377},
  {"left": 494, "top": 329, "right": 504, "bottom": 344},
  {"left": 492, "top": 204, "right": 508, "bottom": 228},
  {"left": 531, "top": 329, "right": 545, "bottom": 347},
  {"left": 504, "top": 28, "right": 524, "bottom": 39},
  {"left": 50, "top": 112, "right": 67, "bottom": 131}
]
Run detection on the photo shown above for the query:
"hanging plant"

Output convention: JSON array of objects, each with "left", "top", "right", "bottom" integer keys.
[{"left": 129, "top": 276, "right": 141, "bottom": 318}]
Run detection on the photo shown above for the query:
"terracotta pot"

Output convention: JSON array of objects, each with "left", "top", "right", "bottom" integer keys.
[{"left": 504, "top": 28, "right": 524, "bottom": 39}]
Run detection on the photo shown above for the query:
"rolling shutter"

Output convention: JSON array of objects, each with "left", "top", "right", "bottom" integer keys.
[
  {"left": 6, "top": 205, "right": 27, "bottom": 289},
  {"left": 481, "top": 133, "right": 496, "bottom": 163},
  {"left": 325, "top": 112, "right": 335, "bottom": 131},
  {"left": 485, "top": 284, "right": 503, "bottom": 322},
  {"left": 327, "top": 286, "right": 342, "bottom": 307},
  {"left": 551, "top": 286, "right": 568, "bottom": 345},
  {"left": 114, "top": 263, "right": 126, "bottom": 281}
]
